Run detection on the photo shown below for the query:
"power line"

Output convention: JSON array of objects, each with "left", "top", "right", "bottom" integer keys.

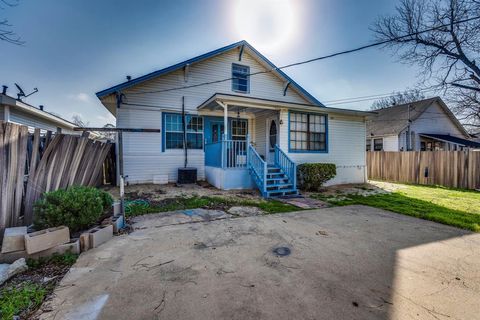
[
  {"left": 366, "top": 116, "right": 453, "bottom": 122},
  {"left": 125, "top": 15, "right": 480, "bottom": 96},
  {"left": 323, "top": 87, "right": 442, "bottom": 106}
]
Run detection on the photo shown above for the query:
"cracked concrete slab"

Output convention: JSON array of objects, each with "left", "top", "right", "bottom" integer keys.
[
  {"left": 36, "top": 205, "right": 480, "bottom": 320},
  {"left": 130, "top": 208, "right": 232, "bottom": 229}
]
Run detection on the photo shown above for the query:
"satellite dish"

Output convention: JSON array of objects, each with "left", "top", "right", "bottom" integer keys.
[
  {"left": 14, "top": 83, "right": 38, "bottom": 101},
  {"left": 15, "top": 83, "right": 25, "bottom": 98}
]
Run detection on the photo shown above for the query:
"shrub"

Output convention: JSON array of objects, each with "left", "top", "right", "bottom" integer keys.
[
  {"left": 34, "top": 186, "right": 113, "bottom": 233},
  {"left": 297, "top": 163, "right": 336, "bottom": 191}
]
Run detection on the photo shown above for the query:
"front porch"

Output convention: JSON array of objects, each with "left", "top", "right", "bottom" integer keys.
[
  {"left": 204, "top": 138, "right": 297, "bottom": 197},
  {"left": 198, "top": 95, "right": 298, "bottom": 197}
]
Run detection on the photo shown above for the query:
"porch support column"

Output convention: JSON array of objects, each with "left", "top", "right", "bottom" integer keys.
[
  {"left": 215, "top": 100, "right": 229, "bottom": 168},
  {"left": 217, "top": 100, "right": 228, "bottom": 140},
  {"left": 278, "top": 108, "right": 289, "bottom": 151}
]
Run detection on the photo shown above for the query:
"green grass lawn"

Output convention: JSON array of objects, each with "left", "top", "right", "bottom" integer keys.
[
  {"left": 312, "top": 183, "right": 480, "bottom": 232},
  {"left": 125, "top": 195, "right": 299, "bottom": 217}
]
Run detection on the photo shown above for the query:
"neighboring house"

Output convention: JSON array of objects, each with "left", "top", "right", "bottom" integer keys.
[
  {"left": 96, "top": 40, "right": 371, "bottom": 197},
  {"left": 472, "top": 134, "right": 480, "bottom": 144},
  {"left": 366, "top": 97, "right": 480, "bottom": 151},
  {"left": 0, "top": 92, "right": 77, "bottom": 134}
]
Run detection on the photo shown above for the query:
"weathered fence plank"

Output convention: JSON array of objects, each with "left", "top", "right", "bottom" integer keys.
[
  {"left": 1, "top": 121, "right": 114, "bottom": 233},
  {"left": 367, "top": 151, "right": 480, "bottom": 189}
]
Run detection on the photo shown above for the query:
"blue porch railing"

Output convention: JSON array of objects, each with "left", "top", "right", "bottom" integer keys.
[
  {"left": 205, "top": 141, "right": 223, "bottom": 167},
  {"left": 205, "top": 139, "right": 248, "bottom": 169},
  {"left": 274, "top": 144, "right": 296, "bottom": 191},
  {"left": 247, "top": 144, "right": 267, "bottom": 196}
]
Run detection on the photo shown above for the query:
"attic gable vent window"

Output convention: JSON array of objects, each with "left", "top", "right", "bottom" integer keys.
[{"left": 232, "top": 63, "right": 249, "bottom": 93}]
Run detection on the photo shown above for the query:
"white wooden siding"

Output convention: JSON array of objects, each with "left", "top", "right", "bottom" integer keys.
[
  {"left": 9, "top": 108, "right": 76, "bottom": 133},
  {"left": 122, "top": 50, "right": 309, "bottom": 112},
  {"left": 382, "top": 135, "right": 398, "bottom": 151},
  {"left": 411, "top": 102, "right": 465, "bottom": 137},
  {"left": 117, "top": 49, "right": 311, "bottom": 184},
  {"left": 278, "top": 110, "right": 366, "bottom": 185},
  {"left": 253, "top": 110, "right": 277, "bottom": 158},
  {"left": 409, "top": 101, "right": 467, "bottom": 150}
]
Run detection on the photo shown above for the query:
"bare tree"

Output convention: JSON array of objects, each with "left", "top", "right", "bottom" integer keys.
[
  {"left": 0, "top": 0, "right": 23, "bottom": 45},
  {"left": 71, "top": 114, "right": 89, "bottom": 128},
  {"left": 72, "top": 115, "right": 116, "bottom": 140},
  {"left": 371, "top": 89, "right": 426, "bottom": 109},
  {"left": 100, "top": 123, "right": 116, "bottom": 141},
  {"left": 372, "top": 0, "right": 480, "bottom": 132}
]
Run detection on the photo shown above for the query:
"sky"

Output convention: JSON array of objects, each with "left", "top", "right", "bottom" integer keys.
[{"left": 1, "top": 0, "right": 422, "bottom": 126}]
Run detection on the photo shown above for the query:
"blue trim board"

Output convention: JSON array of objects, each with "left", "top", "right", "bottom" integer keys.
[
  {"left": 288, "top": 110, "right": 329, "bottom": 154},
  {"left": 95, "top": 40, "right": 324, "bottom": 107},
  {"left": 161, "top": 112, "right": 166, "bottom": 152}
]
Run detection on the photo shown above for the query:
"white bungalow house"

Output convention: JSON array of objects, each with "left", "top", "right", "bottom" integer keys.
[
  {"left": 366, "top": 97, "right": 480, "bottom": 151},
  {"left": 96, "top": 41, "right": 371, "bottom": 197}
]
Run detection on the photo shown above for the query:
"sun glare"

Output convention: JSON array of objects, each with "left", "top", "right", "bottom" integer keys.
[{"left": 232, "top": 0, "right": 298, "bottom": 52}]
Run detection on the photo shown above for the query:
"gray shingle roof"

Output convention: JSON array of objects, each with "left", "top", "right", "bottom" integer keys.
[{"left": 366, "top": 97, "right": 439, "bottom": 136}]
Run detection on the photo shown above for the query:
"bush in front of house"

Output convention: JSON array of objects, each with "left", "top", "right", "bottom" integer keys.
[
  {"left": 34, "top": 186, "right": 113, "bottom": 233},
  {"left": 297, "top": 163, "right": 336, "bottom": 191}
]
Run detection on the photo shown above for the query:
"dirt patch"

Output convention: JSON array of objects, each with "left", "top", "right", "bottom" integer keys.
[
  {"left": 304, "top": 182, "right": 391, "bottom": 201},
  {"left": 104, "top": 183, "right": 262, "bottom": 202},
  {"left": 1, "top": 254, "right": 77, "bottom": 319}
]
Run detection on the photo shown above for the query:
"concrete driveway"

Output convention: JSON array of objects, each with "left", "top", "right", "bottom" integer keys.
[{"left": 38, "top": 206, "right": 480, "bottom": 320}]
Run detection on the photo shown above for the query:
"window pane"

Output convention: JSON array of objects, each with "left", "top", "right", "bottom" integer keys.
[
  {"left": 165, "top": 114, "right": 203, "bottom": 149},
  {"left": 290, "top": 112, "right": 327, "bottom": 151},
  {"left": 232, "top": 64, "right": 249, "bottom": 93},
  {"left": 374, "top": 138, "right": 383, "bottom": 151},
  {"left": 186, "top": 133, "right": 202, "bottom": 149},
  {"left": 231, "top": 119, "right": 248, "bottom": 140},
  {"left": 166, "top": 132, "right": 184, "bottom": 149}
]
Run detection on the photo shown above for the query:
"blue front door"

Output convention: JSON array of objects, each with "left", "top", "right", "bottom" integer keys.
[
  {"left": 204, "top": 117, "right": 226, "bottom": 144},
  {"left": 211, "top": 123, "right": 224, "bottom": 143},
  {"left": 204, "top": 116, "right": 250, "bottom": 143}
]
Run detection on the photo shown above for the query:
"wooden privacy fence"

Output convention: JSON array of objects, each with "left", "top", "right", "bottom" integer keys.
[
  {"left": 367, "top": 151, "right": 480, "bottom": 189},
  {"left": 0, "top": 121, "right": 113, "bottom": 235}
]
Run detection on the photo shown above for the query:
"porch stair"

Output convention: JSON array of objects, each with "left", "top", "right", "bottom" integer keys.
[
  {"left": 264, "top": 165, "right": 298, "bottom": 197},
  {"left": 247, "top": 144, "right": 298, "bottom": 198}
]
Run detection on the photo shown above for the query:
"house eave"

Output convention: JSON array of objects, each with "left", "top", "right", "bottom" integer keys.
[
  {"left": 0, "top": 94, "right": 76, "bottom": 129},
  {"left": 419, "top": 133, "right": 480, "bottom": 148},
  {"left": 197, "top": 93, "right": 374, "bottom": 117}
]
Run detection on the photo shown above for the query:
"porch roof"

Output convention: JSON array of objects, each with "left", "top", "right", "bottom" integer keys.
[
  {"left": 197, "top": 93, "right": 374, "bottom": 117},
  {"left": 419, "top": 133, "right": 480, "bottom": 148}
]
